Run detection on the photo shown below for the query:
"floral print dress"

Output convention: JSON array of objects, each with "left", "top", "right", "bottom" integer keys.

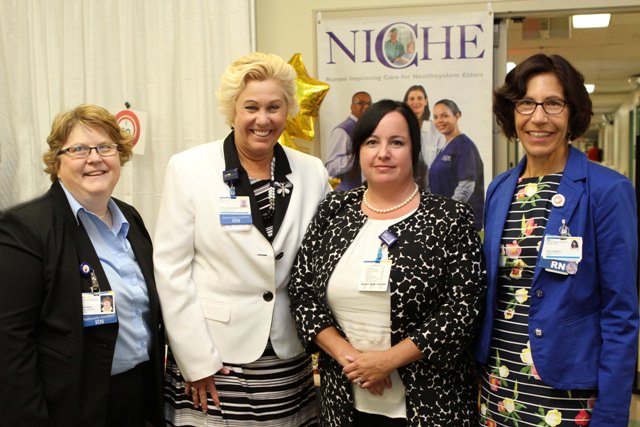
[{"left": 479, "top": 174, "right": 597, "bottom": 427}]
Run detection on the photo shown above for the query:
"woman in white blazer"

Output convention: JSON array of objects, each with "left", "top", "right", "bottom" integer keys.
[{"left": 154, "top": 52, "right": 331, "bottom": 426}]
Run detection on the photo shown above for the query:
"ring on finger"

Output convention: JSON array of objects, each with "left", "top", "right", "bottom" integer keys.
[{"left": 354, "top": 378, "right": 363, "bottom": 386}]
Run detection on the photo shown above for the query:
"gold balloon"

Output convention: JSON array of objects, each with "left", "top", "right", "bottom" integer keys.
[
  {"left": 328, "top": 177, "right": 342, "bottom": 189},
  {"left": 279, "top": 53, "right": 330, "bottom": 149}
]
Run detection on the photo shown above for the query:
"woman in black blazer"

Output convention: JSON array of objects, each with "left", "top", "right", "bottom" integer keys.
[
  {"left": 289, "top": 100, "right": 485, "bottom": 426},
  {"left": 0, "top": 104, "right": 164, "bottom": 427}
]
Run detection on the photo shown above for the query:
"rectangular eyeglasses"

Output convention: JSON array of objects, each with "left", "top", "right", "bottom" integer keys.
[
  {"left": 514, "top": 98, "right": 566, "bottom": 115},
  {"left": 58, "top": 144, "right": 119, "bottom": 159}
]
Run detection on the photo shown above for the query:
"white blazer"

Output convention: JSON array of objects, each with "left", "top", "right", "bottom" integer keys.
[{"left": 154, "top": 138, "right": 330, "bottom": 382}]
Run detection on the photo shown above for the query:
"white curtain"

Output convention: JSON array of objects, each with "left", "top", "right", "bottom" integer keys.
[{"left": 0, "top": 0, "right": 254, "bottom": 235}]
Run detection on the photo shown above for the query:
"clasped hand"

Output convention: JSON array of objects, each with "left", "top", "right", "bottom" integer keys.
[{"left": 342, "top": 351, "right": 393, "bottom": 396}]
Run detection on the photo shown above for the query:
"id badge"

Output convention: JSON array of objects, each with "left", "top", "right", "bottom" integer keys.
[
  {"left": 82, "top": 290, "right": 118, "bottom": 327},
  {"left": 219, "top": 196, "right": 252, "bottom": 231},
  {"left": 358, "top": 260, "right": 392, "bottom": 292},
  {"left": 541, "top": 235, "right": 582, "bottom": 261},
  {"left": 540, "top": 235, "right": 582, "bottom": 275}
]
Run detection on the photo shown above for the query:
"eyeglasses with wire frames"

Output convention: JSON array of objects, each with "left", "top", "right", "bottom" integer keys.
[
  {"left": 57, "top": 144, "right": 120, "bottom": 159},
  {"left": 514, "top": 98, "right": 566, "bottom": 116},
  {"left": 352, "top": 100, "right": 372, "bottom": 107}
]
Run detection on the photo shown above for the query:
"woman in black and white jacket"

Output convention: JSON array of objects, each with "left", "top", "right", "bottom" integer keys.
[{"left": 289, "top": 100, "right": 486, "bottom": 426}]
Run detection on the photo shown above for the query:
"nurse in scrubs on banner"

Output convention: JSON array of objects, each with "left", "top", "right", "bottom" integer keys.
[{"left": 428, "top": 99, "right": 484, "bottom": 231}]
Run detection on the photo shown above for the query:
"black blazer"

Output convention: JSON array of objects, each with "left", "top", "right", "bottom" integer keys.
[{"left": 0, "top": 181, "right": 165, "bottom": 427}]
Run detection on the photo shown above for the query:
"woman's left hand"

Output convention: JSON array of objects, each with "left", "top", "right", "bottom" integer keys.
[
  {"left": 184, "top": 367, "right": 231, "bottom": 412},
  {"left": 343, "top": 352, "right": 393, "bottom": 388},
  {"left": 343, "top": 339, "right": 423, "bottom": 391}
]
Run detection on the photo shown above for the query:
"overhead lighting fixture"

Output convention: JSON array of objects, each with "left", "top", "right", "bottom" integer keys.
[
  {"left": 506, "top": 62, "right": 516, "bottom": 73},
  {"left": 584, "top": 84, "right": 595, "bottom": 93},
  {"left": 572, "top": 14, "right": 611, "bottom": 29}
]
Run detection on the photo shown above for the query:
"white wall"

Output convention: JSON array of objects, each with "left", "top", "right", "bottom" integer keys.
[{"left": 255, "top": 0, "right": 640, "bottom": 177}]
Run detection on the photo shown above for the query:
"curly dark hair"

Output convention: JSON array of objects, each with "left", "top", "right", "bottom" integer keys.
[{"left": 494, "top": 54, "right": 592, "bottom": 141}]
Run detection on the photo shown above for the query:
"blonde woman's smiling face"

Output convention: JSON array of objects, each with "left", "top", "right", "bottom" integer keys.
[{"left": 233, "top": 78, "right": 288, "bottom": 159}]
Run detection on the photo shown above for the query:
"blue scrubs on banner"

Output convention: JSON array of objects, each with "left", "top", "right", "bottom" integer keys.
[{"left": 429, "top": 133, "right": 484, "bottom": 230}]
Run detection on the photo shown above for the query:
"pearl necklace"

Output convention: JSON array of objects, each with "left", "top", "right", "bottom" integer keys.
[{"left": 363, "top": 184, "right": 419, "bottom": 214}]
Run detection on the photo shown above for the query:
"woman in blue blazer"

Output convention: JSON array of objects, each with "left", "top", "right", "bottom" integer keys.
[{"left": 474, "top": 54, "right": 638, "bottom": 426}]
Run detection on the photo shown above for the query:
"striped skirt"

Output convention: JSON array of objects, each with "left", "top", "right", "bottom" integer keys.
[{"left": 164, "top": 342, "right": 319, "bottom": 426}]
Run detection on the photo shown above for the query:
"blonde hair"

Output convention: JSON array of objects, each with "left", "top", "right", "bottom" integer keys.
[
  {"left": 43, "top": 104, "right": 134, "bottom": 182},
  {"left": 216, "top": 52, "right": 298, "bottom": 126}
]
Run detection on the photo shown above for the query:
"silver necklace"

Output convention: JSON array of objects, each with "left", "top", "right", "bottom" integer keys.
[
  {"left": 262, "top": 157, "right": 293, "bottom": 221},
  {"left": 266, "top": 157, "right": 276, "bottom": 218},
  {"left": 363, "top": 184, "right": 419, "bottom": 214},
  {"left": 88, "top": 209, "right": 109, "bottom": 219}
]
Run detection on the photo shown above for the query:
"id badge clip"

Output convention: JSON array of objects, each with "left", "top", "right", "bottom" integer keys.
[
  {"left": 379, "top": 229, "right": 398, "bottom": 248},
  {"left": 539, "top": 220, "right": 582, "bottom": 275},
  {"left": 223, "top": 168, "right": 240, "bottom": 199}
]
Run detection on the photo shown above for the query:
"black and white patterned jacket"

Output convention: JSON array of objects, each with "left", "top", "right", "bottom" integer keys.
[{"left": 289, "top": 187, "right": 486, "bottom": 426}]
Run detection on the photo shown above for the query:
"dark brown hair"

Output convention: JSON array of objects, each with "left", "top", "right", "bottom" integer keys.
[
  {"left": 349, "top": 99, "right": 426, "bottom": 186},
  {"left": 494, "top": 54, "right": 592, "bottom": 141}
]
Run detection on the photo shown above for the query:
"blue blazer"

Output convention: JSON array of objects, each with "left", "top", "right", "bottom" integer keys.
[{"left": 473, "top": 146, "right": 639, "bottom": 426}]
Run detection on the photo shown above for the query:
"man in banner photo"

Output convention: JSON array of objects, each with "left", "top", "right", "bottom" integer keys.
[
  {"left": 384, "top": 27, "right": 405, "bottom": 63},
  {"left": 325, "top": 91, "right": 372, "bottom": 190}
]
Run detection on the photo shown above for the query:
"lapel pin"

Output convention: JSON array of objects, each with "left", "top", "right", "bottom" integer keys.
[{"left": 551, "top": 194, "right": 565, "bottom": 208}]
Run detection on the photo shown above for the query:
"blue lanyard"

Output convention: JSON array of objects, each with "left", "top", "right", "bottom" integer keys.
[
  {"left": 222, "top": 168, "right": 239, "bottom": 198},
  {"left": 376, "top": 229, "right": 398, "bottom": 263},
  {"left": 375, "top": 245, "right": 384, "bottom": 263}
]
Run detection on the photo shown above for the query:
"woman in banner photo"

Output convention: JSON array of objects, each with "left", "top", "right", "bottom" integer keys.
[
  {"left": 154, "top": 52, "right": 331, "bottom": 426},
  {"left": 289, "top": 99, "right": 485, "bottom": 426},
  {"left": 429, "top": 99, "right": 484, "bottom": 231},
  {"left": 394, "top": 40, "right": 416, "bottom": 66},
  {"left": 0, "top": 104, "right": 165, "bottom": 427},
  {"left": 474, "top": 54, "right": 638, "bottom": 426},
  {"left": 403, "top": 85, "right": 445, "bottom": 173}
]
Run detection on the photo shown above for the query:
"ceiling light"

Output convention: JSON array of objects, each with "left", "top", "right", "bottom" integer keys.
[
  {"left": 572, "top": 14, "right": 611, "bottom": 29},
  {"left": 584, "top": 84, "right": 595, "bottom": 93},
  {"left": 506, "top": 62, "right": 516, "bottom": 73}
]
